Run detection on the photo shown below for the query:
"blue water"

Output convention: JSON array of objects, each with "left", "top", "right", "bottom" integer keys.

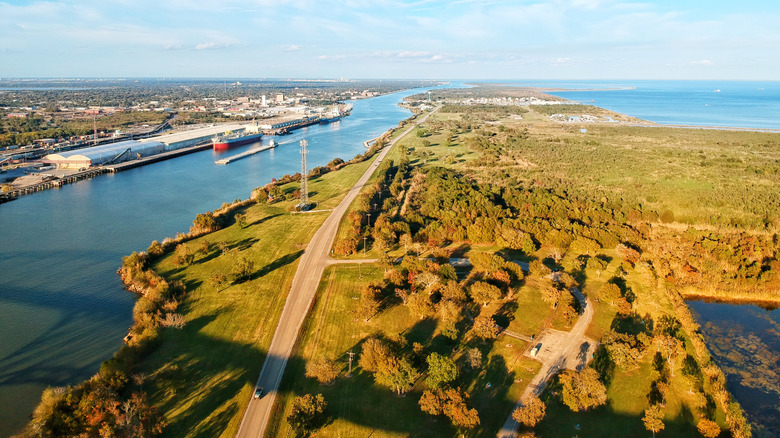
[
  {"left": 689, "top": 301, "right": 780, "bottom": 436},
  {"left": 507, "top": 80, "right": 780, "bottom": 130},
  {"left": 0, "top": 85, "right": 450, "bottom": 436}
]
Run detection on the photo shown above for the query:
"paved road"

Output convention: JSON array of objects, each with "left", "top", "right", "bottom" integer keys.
[
  {"left": 497, "top": 288, "right": 595, "bottom": 438},
  {"left": 235, "top": 108, "right": 438, "bottom": 438}
]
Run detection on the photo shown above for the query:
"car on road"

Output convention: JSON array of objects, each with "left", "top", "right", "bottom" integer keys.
[{"left": 254, "top": 387, "right": 264, "bottom": 399}]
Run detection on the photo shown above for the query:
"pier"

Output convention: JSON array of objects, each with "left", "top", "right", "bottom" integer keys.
[
  {"left": 215, "top": 142, "right": 277, "bottom": 165},
  {"left": 1, "top": 168, "right": 107, "bottom": 201},
  {"left": 105, "top": 142, "right": 212, "bottom": 172}
]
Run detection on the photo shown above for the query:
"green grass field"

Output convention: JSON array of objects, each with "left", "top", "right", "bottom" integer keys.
[
  {"left": 133, "top": 156, "right": 376, "bottom": 437},
  {"left": 266, "top": 265, "right": 543, "bottom": 437}
]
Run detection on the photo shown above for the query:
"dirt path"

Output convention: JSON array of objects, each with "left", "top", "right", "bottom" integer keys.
[{"left": 497, "top": 288, "right": 596, "bottom": 438}]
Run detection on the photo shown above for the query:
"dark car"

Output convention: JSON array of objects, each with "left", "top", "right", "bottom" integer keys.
[{"left": 254, "top": 387, "right": 264, "bottom": 399}]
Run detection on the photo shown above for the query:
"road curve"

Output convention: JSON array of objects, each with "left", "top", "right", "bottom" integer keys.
[
  {"left": 497, "top": 289, "right": 594, "bottom": 438},
  {"left": 236, "top": 107, "right": 438, "bottom": 438}
]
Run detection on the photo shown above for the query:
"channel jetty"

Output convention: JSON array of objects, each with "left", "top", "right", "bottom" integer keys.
[{"left": 215, "top": 141, "right": 277, "bottom": 165}]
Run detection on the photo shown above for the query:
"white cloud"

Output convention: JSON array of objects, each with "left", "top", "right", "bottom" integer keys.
[
  {"left": 689, "top": 59, "right": 713, "bottom": 66},
  {"left": 284, "top": 44, "right": 302, "bottom": 51}
]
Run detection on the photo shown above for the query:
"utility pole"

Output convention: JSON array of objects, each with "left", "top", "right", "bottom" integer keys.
[
  {"left": 346, "top": 351, "right": 355, "bottom": 377},
  {"left": 299, "top": 139, "right": 309, "bottom": 210}
]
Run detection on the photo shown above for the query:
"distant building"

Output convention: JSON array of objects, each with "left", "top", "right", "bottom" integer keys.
[
  {"left": 275, "top": 94, "right": 284, "bottom": 103},
  {"left": 6, "top": 113, "right": 28, "bottom": 118}
]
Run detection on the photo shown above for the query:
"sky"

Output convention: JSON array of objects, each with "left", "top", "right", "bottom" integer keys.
[{"left": 0, "top": 0, "right": 778, "bottom": 80}]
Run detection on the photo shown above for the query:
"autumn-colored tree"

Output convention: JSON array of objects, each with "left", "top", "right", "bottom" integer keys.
[
  {"left": 529, "top": 259, "right": 551, "bottom": 277},
  {"left": 356, "top": 283, "right": 382, "bottom": 322},
  {"left": 426, "top": 353, "right": 459, "bottom": 388},
  {"left": 173, "top": 244, "right": 194, "bottom": 267},
  {"left": 208, "top": 273, "right": 228, "bottom": 291},
  {"left": 466, "top": 348, "right": 483, "bottom": 369},
  {"left": 540, "top": 280, "right": 561, "bottom": 307},
  {"left": 305, "top": 358, "right": 340, "bottom": 386},
  {"left": 419, "top": 388, "right": 480, "bottom": 429},
  {"left": 470, "top": 281, "right": 503, "bottom": 306},
  {"left": 598, "top": 283, "right": 622, "bottom": 305},
  {"left": 512, "top": 394, "right": 546, "bottom": 427},
  {"left": 440, "top": 280, "right": 467, "bottom": 302},
  {"left": 642, "top": 404, "right": 665, "bottom": 438},
  {"left": 587, "top": 256, "right": 608, "bottom": 279},
  {"left": 287, "top": 393, "right": 328, "bottom": 436},
  {"left": 437, "top": 300, "right": 462, "bottom": 340},
  {"left": 616, "top": 243, "right": 641, "bottom": 266},
  {"left": 655, "top": 334, "right": 685, "bottom": 375},
  {"left": 559, "top": 368, "right": 607, "bottom": 412},
  {"left": 471, "top": 311, "right": 499, "bottom": 341},
  {"left": 231, "top": 254, "right": 255, "bottom": 282},
  {"left": 359, "top": 338, "right": 393, "bottom": 373},
  {"left": 334, "top": 237, "right": 358, "bottom": 256},
  {"left": 696, "top": 418, "right": 721, "bottom": 438},
  {"left": 407, "top": 292, "right": 436, "bottom": 319}
]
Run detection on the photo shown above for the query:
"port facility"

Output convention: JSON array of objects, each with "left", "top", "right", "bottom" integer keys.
[{"left": 44, "top": 123, "right": 249, "bottom": 169}]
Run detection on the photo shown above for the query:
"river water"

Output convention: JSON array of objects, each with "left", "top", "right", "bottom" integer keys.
[{"left": 0, "top": 86, "right": 441, "bottom": 436}]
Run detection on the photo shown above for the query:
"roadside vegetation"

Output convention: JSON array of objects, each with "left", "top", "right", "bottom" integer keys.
[
  {"left": 20, "top": 87, "right": 778, "bottom": 437},
  {"left": 271, "top": 92, "right": 777, "bottom": 437}
]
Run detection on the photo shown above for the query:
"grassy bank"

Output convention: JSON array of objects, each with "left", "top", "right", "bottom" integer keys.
[{"left": 125, "top": 154, "right": 378, "bottom": 436}]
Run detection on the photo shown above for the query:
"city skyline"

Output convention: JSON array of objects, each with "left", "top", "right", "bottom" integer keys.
[{"left": 1, "top": 0, "right": 779, "bottom": 79}]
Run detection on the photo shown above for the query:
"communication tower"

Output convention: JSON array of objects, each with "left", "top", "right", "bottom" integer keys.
[
  {"left": 427, "top": 91, "right": 432, "bottom": 102},
  {"left": 299, "top": 139, "right": 309, "bottom": 210}
]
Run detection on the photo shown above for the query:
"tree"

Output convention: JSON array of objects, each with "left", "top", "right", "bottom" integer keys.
[
  {"left": 655, "top": 334, "right": 685, "bottom": 375},
  {"left": 287, "top": 393, "right": 328, "bottom": 436},
  {"left": 419, "top": 388, "right": 480, "bottom": 429},
  {"left": 407, "top": 292, "right": 435, "bottom": 319},
  {"left": 512, "top": 394, "right": 546, "bottom": 427},
  {"left": 437, "top": 300, "right": 462, "bottom": 340},
  {"left": 440, "top": 281, "right": 467, "bottom": 302},
  {"left": 642, "top": 404, "right": 665, "bottom": 438},
  {"left": 469, "top": 281, "right": 502, "bottom": 306},
  {"left": 466, "top": 348, "right": 482, "bottom": 369},
  {"left": 359, "top": 338, "right": 393, "bottom": 373},
  {"left": 376, "top": 356, "right": 419, "bottom": 396},
  {"left": 231, "top": 254, "right": 255, "bottom": 282},
  {"left": 207, "top": 273, "right": 227, "bottom": 291},
  {"left": 587, "top": 256, "right": 608, "bottom": 279},
  {"left": 540, "top": 280, "right": 561, "bottom": 307},
  {"left": 598, "top": 283, "right": 622, "bottom": 305},
  {"left": 173, "top": 244, "right": 194, "bottom": 266},
  {"left": 426, "top": 353, "right": 459, "bottom": 388},
  {"left": 234, "top": 213, "right": 247, "bottom": 229},
  {"left": 696, "top": 418, "right": 721, "bottom": 438},
  {"left": 559, "top": 368, "right": 607, "bottom": 412},
  {"left": 356, "top": 283, "right": 381, "bottom": 322},
  {"left": 305, "top": 358, "right": 340, "bottom": 386},
  {"left": 471, "top": 311, "right": 499, "bottom": 341}
]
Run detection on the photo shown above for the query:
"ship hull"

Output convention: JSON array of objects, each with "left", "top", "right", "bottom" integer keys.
[{"left": 212, "top": 132, "right": 263, "bottom": 150}]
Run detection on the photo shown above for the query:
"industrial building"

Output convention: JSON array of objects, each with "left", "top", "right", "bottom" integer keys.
[
  {"left": 44, "top": 124, "right": 248, "bottom": 169},
  {"left": 44, "top": 140, "right": 166, "bottom": 169}
]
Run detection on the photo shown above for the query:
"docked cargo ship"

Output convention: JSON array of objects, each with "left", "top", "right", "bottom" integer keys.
[
  {"left": 212, "top": 126, "right": 263, "bottom": 150},
  {"left": 319, "top": 104, "right": 353, "bottom": 124}
]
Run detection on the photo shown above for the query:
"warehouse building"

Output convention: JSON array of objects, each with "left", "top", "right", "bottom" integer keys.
[
  {"left": 44, "top": 140, "right": 165, "bottom": 169},
  {"left": 45, "top": 124, "right": 249, "bottom": 169}
]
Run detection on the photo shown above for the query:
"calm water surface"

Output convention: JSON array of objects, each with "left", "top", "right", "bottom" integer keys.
[
  {"left": 515, "top": 80, "right": 780, "bottom": 130},
  {"left": 689, "top": 301, "right": 780, "bottom": 437},
  {"left": 0, "top": 86, "right": 443, "bottom": 436}
]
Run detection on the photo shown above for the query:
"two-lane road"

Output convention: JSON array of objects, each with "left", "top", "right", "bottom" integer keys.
[{"left": 236, "top": 108, "right": 438, "bottom": 438}]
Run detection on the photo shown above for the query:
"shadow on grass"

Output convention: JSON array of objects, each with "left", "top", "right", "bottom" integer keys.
[
  {"left": 536, "top": 385, "right": 701, "bottom": 438},
  {"left": 143, "top": 312, "right": 271, "bottom": 437},
  {"left": 247, "top": 212, "right": 283, "bottom": 228},
  {"left": 250, "top": 250, "right": 304, "bottom": 281}
]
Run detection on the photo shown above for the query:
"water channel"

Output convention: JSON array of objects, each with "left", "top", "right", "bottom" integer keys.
[{"left": 0, "top": 86, "right": 440, "bottom": 435}]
